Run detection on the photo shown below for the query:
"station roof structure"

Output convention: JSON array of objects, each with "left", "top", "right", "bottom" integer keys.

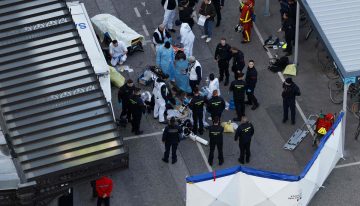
[
  {"left": 0, "top": 0, "right": 127, "bottom": 188},
  {"left": 300, "top": 0, "right": 360, "bottom": 78}
]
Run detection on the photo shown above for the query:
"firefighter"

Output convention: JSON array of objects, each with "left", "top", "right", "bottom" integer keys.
[
  {"left": 153, "top": 76, "right": 171, "bottom": 124},
  {"left": 214, "top": 38, "right": 232, "bottom": 85},
  {"left": 207, "top": 90, "right": 225, "bottom": 122},
  {"left": 118, "top": 79, "right": 135, "bottom": 123},
  {"left": 234, "top": 116, "right": 254, "bottom": 164},
  {"left": 208, "top": 116, "right": 224, "bottom": 166},
  {"left": 129, "top": 87, "right": 145, "bottom": 135},
  {"left": 95, "top": 176, "right": 113, "bottom": 206},
  {"left": 162, "top": 117, "right": 182, "bottom": 164},
  {"left": 282, "top": 77, "right": 301, "bottom": 125},
  {"left": 189, "top": 87, "right": 205, "bottom": 135},
  {"left": 239, "top": 0, "right": 255, "bottom": 43},
  {"left": 230, "top": 72, "right": 246, "bottom": 121}
]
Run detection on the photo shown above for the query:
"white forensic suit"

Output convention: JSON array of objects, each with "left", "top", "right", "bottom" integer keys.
[
  {"left": 109, "top": 41, "right": 128, "bottom": 66},
  {"left": 153, "top": 78, "right": 169, "bottom": 122},
  {"left": 162, "top": 0, "right": 177, "bottom": 30},
  {"left": 180, "top": 23, "right": 195, "bottom": 57},
  {"left": 207, "top": 78, "right": 221, "bottom": 99}
]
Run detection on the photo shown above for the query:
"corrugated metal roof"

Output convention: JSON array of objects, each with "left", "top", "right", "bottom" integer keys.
[
  {"left": 0, "top": 0, "right": 127, "bottom": 182},
  {"left": 301, "top": 0, "right": 360, "bottom": 78}
]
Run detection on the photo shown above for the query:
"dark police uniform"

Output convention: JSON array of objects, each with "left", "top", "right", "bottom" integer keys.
[
  {"left": 282, "top": 82, "right": 301, "bottom": 124},
  {"left": 129, "top": 94, "right": 145, "bottom": 134},
  {"left": 207, "top": 96, "right": 225, "bottom": 122},
  {"left": 235, "top": 121, "right": 254, "bottom": 164},
  {"left": 162, "top": 124, "right": 182, "bottom": 163},
  {"left": 245, "top": 67, "right": 259, "bottom": 109},
  {"left": 213, "top": 0, "right": 225, "bottom": 26},
  {"left": 208, "top": 124, "right": 224, "bottom": 165},
  {"left": 118, "top": 84, "right": 134, "bottom": 121},
  {"left": 189, "top": 95, "right": 205, "bottom": 134},
  {"left": 229, "top": 79, "right": 246, "bottom": 120},
  {"left": 231, "top": 50, "right": 245, "bottom": 76},
  {"left": 282, "top": 17, "right": 295, "bottom": 54},
  {"left": 215, "top": 42, "right": 232, "bottom": 84}
]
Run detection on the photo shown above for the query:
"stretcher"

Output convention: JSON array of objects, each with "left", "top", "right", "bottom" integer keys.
[
  {"left": 91, "top": 14, "right": 144, "bottom": 56},
  {"left": 283, "top": 114, "right": 317, "bottom": 150}
]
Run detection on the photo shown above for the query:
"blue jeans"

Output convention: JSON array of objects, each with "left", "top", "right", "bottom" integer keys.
[{"left": 204, "top": 20, "right": 214, "bottom": 37}]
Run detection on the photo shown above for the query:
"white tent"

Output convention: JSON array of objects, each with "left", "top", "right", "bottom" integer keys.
[{"left": 186, "top": 113, "right": 344, "bottom": 206}]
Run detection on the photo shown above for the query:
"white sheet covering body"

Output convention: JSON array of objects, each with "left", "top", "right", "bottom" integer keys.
[{"left": 91, "top": 14, "right": 144, "bottom": 48}]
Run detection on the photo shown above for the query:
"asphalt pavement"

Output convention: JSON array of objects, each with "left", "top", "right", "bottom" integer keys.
[{"left": 50, "top": 1, "right": 360, "bottom": 205}]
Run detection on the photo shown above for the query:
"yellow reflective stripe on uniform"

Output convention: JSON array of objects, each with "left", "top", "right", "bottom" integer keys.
[{"left": 245, "top": 30, "right": 250, "bottom": 41}]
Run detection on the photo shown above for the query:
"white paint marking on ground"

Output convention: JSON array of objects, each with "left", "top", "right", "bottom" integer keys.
[
  {"left": 141, "top": 2, "right": 146, "bottom": 7},
  {"left": 253, "top": 23, "right": 314, "bottom": 136},
  {"left": 335, "top": 161, "right": 360, "bottom": 169},
  {"left": 142, "top": 24, "right": 150, "bottom": 36},
  {"left": 134, "top": 7, "right": 141, "bottom": 18},
  {"left": 123, "top": 131, "right": 163, "bottom": 141},
  {"left": 143, "top": 39, "right": 152, "bottom": 46},
  {"left": 196, "top": 142, "right": 213, "bottom": 172}
]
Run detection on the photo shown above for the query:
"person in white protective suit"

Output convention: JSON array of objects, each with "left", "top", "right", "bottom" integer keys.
[
  {"left": 109, "top": 40, "right": 128, "bottom": 66},
  {"left": 153, "top": 76, "right": 170, "bottom": 124},
  {"left": 176, "top": 21, "right": 195, "bottom": 57},
  {"left": 207, "top": 73, "right": 221, "bottom": 99}
]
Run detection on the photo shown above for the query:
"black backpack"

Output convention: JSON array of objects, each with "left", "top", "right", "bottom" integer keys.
[{"left": 268, "top": 56, "right": 289, "bottom": 72}]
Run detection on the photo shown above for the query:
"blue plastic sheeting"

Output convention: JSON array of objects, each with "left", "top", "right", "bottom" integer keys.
[{"left": 186, "top": 112, "right": 344, "bottom": 184}]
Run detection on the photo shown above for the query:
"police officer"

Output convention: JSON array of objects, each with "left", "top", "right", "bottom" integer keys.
[
  {"left": 189, "top": 87, "right": 205, "bottom": 135},
  {"left": 282, "top": 77, "right": 301, "bottom": 125},
  {"left": 153, "top": 76, "right": 170, "bottom": 124},
  {"left": 207, "top": 90, "right": 225, "bottom": 122},
  {"left": 230, "top": 72, "right": 246, "bottom": 121},
  {"left": 118, "top": 79, "right": 134, "bottom": 122},
  {"left": 129, "top": 87, "right": 145, "bottom": 135},
  {"left": 234, "top": 116, "right": 254, "bottom": 164},
  {"left": 230, "top": 47, "right": 245, "bottom": 78},
  {"left": 208, "top": 116, "right": 224, "bottom": 166},
  {"left": 215, "top": 38, "right": 232, "bottom": 85},
  {"left": 245, "top": 60, "right": 259, "bottom": 110},
  {"left": 162, "top": 117, "right": 182, "bottom": 164},
  {"left": 278, "top": 12, "right": 295, "bottom": 56}
]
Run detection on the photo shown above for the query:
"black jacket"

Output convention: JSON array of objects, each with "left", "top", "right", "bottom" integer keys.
[
  {"left": 118, "top": 84, "right": 134, "bottom": 102},
  {"left": 231, "top": 51, "right": 245, "bottom": 72},
  {"left": 282, "top": 82, "right": 301, "bottom": 101},
  {"left": 208, "top": 125, "right": 224, "bottom": 144},
  {"left": 129, "top": 94, "right": 145, "bottom": 115},
  {"left": 179, "top": 6, "right": 194, "bottom": 28},
  {"left": 213, "top": 0, "right": 225, "bottom": 6},
  {"left": 282, "top": 17, "right": 295, "bottom": 39},
  {"left": 153, "top": 29, "right": 171, "bottom": 45},
  {"left": 229, "top": 79, "right": 246, "bottom": 100},
  {"left": 189, "top": 95, "right": 205, "bottom": 112},
  {"left": 234, "top": 121, "right": 254, "bottom": 144},
  {"left": 207, "top": 96, "right": 225, "bottom": 116},
  {"left": 215, "top": 43, "right": 232, "bottom": 61},
  {"left": 188, "top": 0, "right": 198, "bottom": 8},
  {"left": 245, "top": 67, "right": 257, "bottom": 90},
  {"left": 162, "top": 0, "right": 177, "bottom": 10},
  {"left": 162, "top": 124, "right": 181, "bottom": 144},
  {"left": 199, "top": 1, "right": 216, "bottom": 21}
]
